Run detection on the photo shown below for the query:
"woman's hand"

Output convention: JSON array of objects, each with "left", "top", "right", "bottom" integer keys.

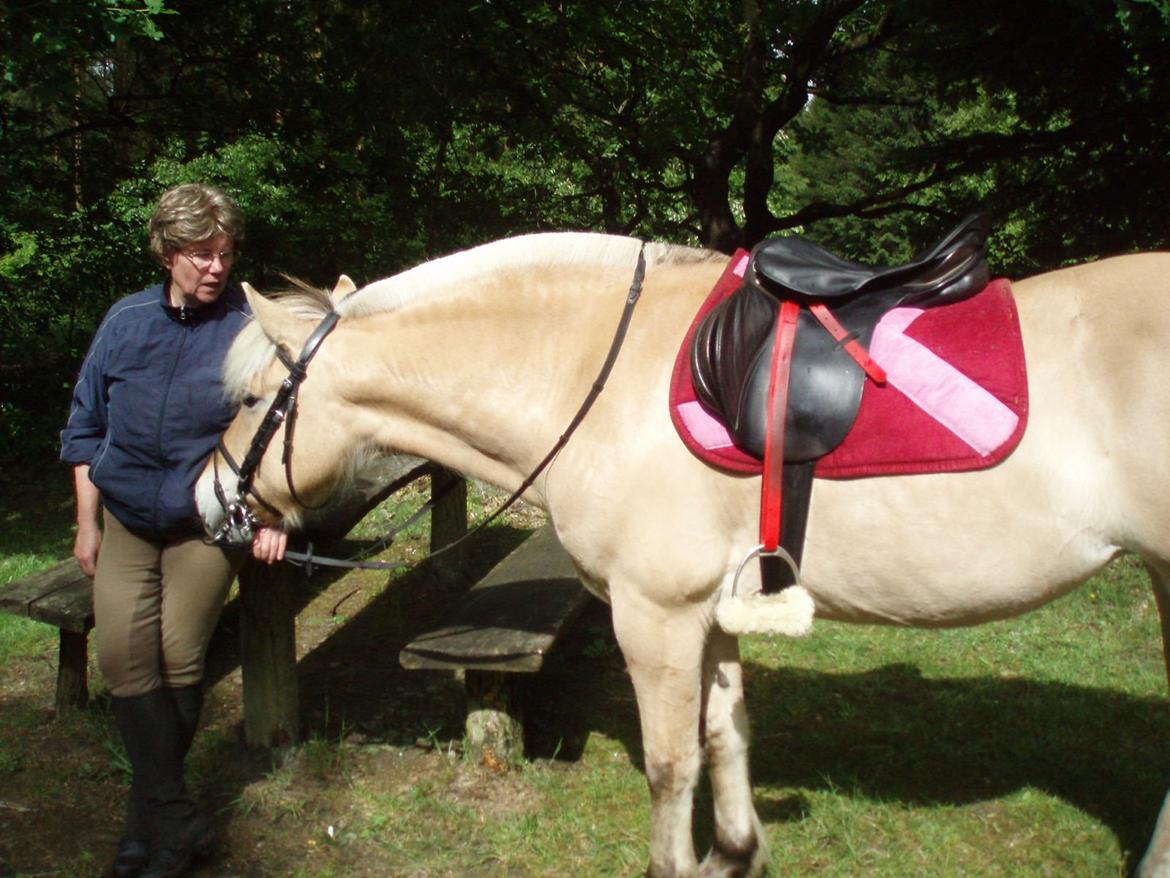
[
  {"left": 74, "top": 522, "right": 102, "bottom": 578},
  {"left": 251, "top": 526, "right": 288, "bottom": 565},
  {"left": 72, "top": 464, "right": 102, "bottom": 577}
]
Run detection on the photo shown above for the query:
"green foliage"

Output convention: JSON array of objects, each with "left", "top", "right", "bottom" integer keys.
[{"left": 2, "top": 0, "right": 1169, "bottom": 469}]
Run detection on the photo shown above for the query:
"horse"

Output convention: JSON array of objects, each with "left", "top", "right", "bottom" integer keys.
[{"left": 196, "top": 231, "right": 1170, "bottom": 878}]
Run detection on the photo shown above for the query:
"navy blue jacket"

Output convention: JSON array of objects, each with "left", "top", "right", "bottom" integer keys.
[{"left": 61, "top": 282, "right": 251, "bottom": 539}]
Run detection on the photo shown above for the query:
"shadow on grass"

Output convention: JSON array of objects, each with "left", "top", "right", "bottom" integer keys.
[
  {"left": 532, "top": 641, "right": 1170, "bottom": 869},
  {"left": 740, "top": 660, "right": 1170, "bottom": 864},
  {"left": 306, "top": 587, "right": 1170, "bottom": 870}
]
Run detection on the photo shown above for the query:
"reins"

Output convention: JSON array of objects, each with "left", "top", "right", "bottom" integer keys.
[{"left": 216, "top": 243, "right": 648, "bottom": 576}]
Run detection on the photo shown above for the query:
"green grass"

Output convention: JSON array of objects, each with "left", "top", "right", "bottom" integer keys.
[{"left": 0, "top": 463, "right": 76, "bottom": 661}]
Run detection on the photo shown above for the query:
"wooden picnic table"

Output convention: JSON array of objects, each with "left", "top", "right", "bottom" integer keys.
[{"left": 2, "top": 455, "right": 593, "bottom": 758}]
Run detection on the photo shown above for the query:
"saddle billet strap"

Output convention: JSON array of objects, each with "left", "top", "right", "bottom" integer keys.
[
  {"left": 809, "top": 302, "right": 887, "bottom": 384},
  {"left": 761, "top": 300, "right": 800, "bottom": 557}
]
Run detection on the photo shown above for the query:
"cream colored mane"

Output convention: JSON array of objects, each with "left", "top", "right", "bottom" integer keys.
[
  {"left": 223, "top": 232, "right": 718, "bottom": 400},
  {"left": 222, "top": 285, "right": 333, "bottom": 403},
  {"left": 338, "top": 232, "right": 716, "bottom": 319}
]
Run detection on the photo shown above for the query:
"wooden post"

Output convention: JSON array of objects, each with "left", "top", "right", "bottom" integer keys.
[
  {"left": 238, "top": 560, "right": 299, "bottom": 747},
  {"left": 464, "top": 670, "right": 524, "bottom": 766},
  {"left": 429, "top": 466, "right": 468, "bottom": 584}
]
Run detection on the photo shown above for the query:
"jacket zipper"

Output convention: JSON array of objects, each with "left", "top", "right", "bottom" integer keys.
[{"left": 152, "top": 321, "right": 191, "bottom": 528}]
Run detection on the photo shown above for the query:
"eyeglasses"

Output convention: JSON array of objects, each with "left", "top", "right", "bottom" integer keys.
[{"left": 179, "top": 249, "right": 237, "bottom": 271}]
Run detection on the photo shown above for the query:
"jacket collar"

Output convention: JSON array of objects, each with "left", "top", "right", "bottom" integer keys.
[{"left": 159, "top": 279, "right": 242, "bottom": 325}]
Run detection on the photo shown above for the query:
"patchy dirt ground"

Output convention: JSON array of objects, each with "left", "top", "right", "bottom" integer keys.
[{"left": 0, "top": 498, "right": 638, "bottom": 878}]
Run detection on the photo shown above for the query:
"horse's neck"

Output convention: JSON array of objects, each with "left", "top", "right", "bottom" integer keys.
[{"left": 344, "top": 269, "right": 633, "bottom": 495}]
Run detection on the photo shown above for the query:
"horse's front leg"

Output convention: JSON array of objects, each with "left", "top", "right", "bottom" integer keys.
[
  {"left": 699, "top": 629, "right": 768, "bottom": 878},
  {"left": 611, "top": 588, "right": 707, "bottom": 878}
]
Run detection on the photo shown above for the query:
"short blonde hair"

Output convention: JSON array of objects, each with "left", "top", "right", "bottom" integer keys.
[{"left": 148, "top": 183, "right": 245, "bottom": 265}]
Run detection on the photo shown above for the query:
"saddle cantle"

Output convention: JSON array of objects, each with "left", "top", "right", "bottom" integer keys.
[{"left": 691, "top": 213, "right": 991, "bottom": 460}]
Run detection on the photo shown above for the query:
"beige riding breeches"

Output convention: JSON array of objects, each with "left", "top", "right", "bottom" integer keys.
[{"left": 93, "top": 510, "right": 243, "bottom": 697}]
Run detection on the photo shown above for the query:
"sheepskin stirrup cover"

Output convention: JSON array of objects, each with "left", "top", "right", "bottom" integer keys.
[{"left": 716, "top": 584, "right": 815, "bottom": 637}]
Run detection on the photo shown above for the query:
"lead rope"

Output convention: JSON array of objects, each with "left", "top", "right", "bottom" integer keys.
[{"left": 282, "top": 242, "right": 648, "bottom": 576}]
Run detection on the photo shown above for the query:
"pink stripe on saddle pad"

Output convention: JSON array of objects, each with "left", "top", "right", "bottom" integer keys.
[
  {"left": 870, "top": 308, "right": 1020, "bottom": 456},
  {"left": 676, "top": 401, "right": 738, "bottom": 450}
]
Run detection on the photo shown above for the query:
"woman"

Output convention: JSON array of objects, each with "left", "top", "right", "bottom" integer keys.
[{"left": 60, "top": 183, "right": 286, "bottom": 878}]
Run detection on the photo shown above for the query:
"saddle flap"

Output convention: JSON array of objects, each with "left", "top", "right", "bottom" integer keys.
[{"left": 691, "top": 284, "right": 864, "bottom": 461}]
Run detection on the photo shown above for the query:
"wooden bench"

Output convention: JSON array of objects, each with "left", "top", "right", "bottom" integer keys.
[
  {"left": 400, "top": 523, "right": 595, "bottom": 765},
  {"left": 0, "top": 559, "right": 94, "bottom": 713}
]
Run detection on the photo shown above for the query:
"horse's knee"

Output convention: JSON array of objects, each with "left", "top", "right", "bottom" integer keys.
[{"left": 645, "top": 749, "right": 702, "bottom": 801}]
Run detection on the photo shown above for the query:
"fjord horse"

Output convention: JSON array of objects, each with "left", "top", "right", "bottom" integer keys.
[{"left": 196, "top": 233, "right": 1170, "bottom": 878}]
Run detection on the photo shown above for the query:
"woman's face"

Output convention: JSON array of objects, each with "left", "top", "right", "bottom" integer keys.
[{"left": 165, "top": 233, "right": 236, "bottom": 307}]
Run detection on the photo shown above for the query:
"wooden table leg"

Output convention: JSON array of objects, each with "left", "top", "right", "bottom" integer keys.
[
  {"left": 238, "top": 561, "right": 299, "bottom": 747},
  {"left": 429, "top": 468, "right": 468, "bottom": 585},
  {"left": 54, "top": 629, "right": 89, "bottom": 714}
]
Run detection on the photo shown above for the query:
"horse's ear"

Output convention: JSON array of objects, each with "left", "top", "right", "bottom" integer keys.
[
  {"left": 331, "top": 274, "right": 357, "bottom": 304},
  {"left": 243, "top": 283, "right": 313, "bottom": 352}
]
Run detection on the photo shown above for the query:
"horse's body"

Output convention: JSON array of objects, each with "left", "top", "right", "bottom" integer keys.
[{"left": 197, "top": 233, "right": 1170, "bottom": 877}]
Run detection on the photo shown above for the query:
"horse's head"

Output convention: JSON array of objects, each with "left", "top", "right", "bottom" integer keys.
[{"left": 196, "top": 275, "right": 364, "bottom": 544}]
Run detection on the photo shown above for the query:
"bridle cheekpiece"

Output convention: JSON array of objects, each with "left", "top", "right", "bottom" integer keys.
[{"left": 210, "top": 309, "right": 341, "bottom": 546}]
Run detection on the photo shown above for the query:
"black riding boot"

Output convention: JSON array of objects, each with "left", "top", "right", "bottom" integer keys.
[
  {"left": 110, "top": 684, "right": 204, "bottom": 875},
  {"left": 107, "top": 783, "right": 149, "bottom": 878},
  {"left": 110, "top": 689, "right": 212, "bottom": 878},
  {"left": 168, "top": 684, "right": 203, "bottom": 757}
]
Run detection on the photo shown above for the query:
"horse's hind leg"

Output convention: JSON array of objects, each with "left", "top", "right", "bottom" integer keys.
[
  {"left": 699, "top": 629, "right": 768, "bottom": 878},
  {"left": 1136, "top": 560, "right": 1170, "bottom": 878},
  {"left": 1138, "top": 797, "right": 1170, "bottom": 878}
]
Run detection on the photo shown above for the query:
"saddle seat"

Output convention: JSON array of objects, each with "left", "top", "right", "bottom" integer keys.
[{"left": 691, "top": 213, "right": 991, "bottom": 461}]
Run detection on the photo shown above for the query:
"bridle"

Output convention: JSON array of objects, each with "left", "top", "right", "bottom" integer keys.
[
  {"left": 208, "top": 243, "right": 647, "bottom": 568},
  {"left": 209, "top": 310, "right": 340, "bottom": 546}
]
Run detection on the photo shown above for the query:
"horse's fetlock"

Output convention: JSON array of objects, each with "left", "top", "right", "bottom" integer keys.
[
  {"left": 714, "top": 833, "right": 758, "bottom": 864},
  {"left": 646, "top": 861, "right": 698, "bottom": 878},
  {"left": 699, "top": 833, "right": 761, "bottom": 878}
]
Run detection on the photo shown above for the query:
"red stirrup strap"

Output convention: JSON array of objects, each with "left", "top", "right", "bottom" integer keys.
[{"left": 761, "top": 300, "right": 801, "bottom": 552}]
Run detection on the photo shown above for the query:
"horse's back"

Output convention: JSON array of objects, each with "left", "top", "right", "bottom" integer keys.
[{"left": 1012, "top": 251, "right": 1170, "bottom": 310}]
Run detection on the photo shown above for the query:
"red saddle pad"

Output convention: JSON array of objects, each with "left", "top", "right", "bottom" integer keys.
[{"left": 669, "top": 251, "right": 1028, "bottom": 478}]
